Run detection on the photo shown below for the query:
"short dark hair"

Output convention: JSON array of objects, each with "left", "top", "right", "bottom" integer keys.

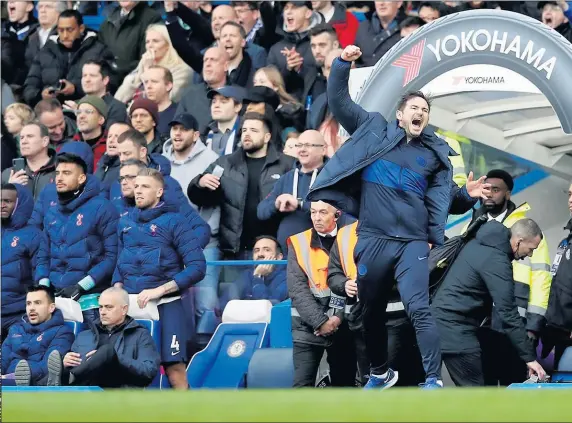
[
  {"left": 486, "top": 169, "right": 514, "bottom": 191},
  {"left": 120, "top": 159, "right": 147, "bottom": 170},
  {"left": 57, "top": 153, "right": 88, "bottom": 174},
  {"left": 397, "top": 91, "right": 432, "bottom": 111},
  {"left": 241, "top": 112, "right": 271, "bottom": 134},
  {"left": 1, "top": 183, "right": 17, "bottom": 192},
  {"left": 28, "top": 285, "right": 56, "bottom": 303},
  {"left": 23, "top": 121, "right": 50, "bottom": 138},
  {"left": 254, "top": 235, "right": 283, "bottom": 255},
  {"left": 34, "top": 98, "right": 63, "bottom": 117},
  {"left": 83, "top": 59, "right": 112, "bottom": 80},
  {"left": 58, "top": 9, "right": 83, "bottom": 26},
  {"left": 221, "top": 21, "right": 247, "bottom": 39},
  {"left": 310, "top": 23, "right": 338, "bottom": 40},
  {"left": 231, "top": 1, "right": 259, "bottom": 10},
  {"left": 117, "top": 129, "right": 147, "bottom": 149},
  {"left": 400, "top": 16, "right": 425, "bottom": 30},
  {"left": 418, "top": 2, "right": 441, "bottom": 12}
]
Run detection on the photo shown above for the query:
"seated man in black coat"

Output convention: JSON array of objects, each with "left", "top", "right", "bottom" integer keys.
[
  {"left": 432, "top": 219, "right": 547, "bottom": 386},
  {"left": 48, "top": 287, "right": 161, "bottom": 388}
]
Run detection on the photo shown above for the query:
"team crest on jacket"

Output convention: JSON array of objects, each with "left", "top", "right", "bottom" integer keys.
[
  {"left": 11, "top": 236, "right": 19, "bottom": 247},
  {"left": 37, "top": 333, "right": 43, "bottom": 342},
  {"left": 150, "top": 224, "right": 158, "bottom": 236},
  {"left": 50, "top": 201, "right": 57, "bottom": 206},
  {"left": 76, "top": 214, "right": 84, "bottom": 226}
]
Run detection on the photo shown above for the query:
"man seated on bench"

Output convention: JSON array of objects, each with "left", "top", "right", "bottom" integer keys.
[
  {"left": 113, "top": 169, "right": 206, "bottom": 389},
  {"left": 49, "top": 287, "right": 161, "bottom": 388},
  {"left": 1, "top": 285, "right": 74, "bottom": 386}
]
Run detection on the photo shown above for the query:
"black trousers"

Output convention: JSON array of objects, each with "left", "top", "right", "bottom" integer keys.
[
  {"left": 387, "top": 318, "right": 425, "bottom": 386},
  {"left": 293, "top": 324, "right": 356, "bottom": 388},
  {"left": 443, "top": 352, "right": 484, "bottom": 387},
  {"left": 70, "top": 344, "right": 124, "bottom": 388},
  {"left": 479, "top": 328, "right": 528, "bottom": 386}
]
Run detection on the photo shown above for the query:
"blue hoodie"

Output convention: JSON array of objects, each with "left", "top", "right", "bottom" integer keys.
[
  {"left": 109, "top": 154, "right": 210, "bottom": 249},
  {"left": 2, "top": 184, "right": 45, "bottom": 316},
  {"left": 28, "top": 141, "right": 99, "bottom": 229},
  {"left": 113, "top": 197, "right": 207, "bottom": 294},
  {"left": 1, "top": 309, "right": 74, "bottom": 382},
  {"left": 35, "top": 176, "right": 119, "bottom": 292}
]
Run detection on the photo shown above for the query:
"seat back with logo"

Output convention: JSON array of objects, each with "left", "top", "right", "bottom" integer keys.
[
  {"left": 186, "top": 300, "right": 271, "bottom": 389},
  {"left": 127, "top": 295, "right": 162, "bottom": 388},
  {"left": 55, "top": 298, "right": 84, "bottom": 336}
]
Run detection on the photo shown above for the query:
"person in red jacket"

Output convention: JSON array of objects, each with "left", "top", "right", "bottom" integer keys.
[{"left": 312, "top": 1, "right": 359, "bottom": 47}]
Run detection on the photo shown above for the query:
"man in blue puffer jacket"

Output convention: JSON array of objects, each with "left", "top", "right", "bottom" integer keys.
[
  {"left": 29, "top": 141, "right": 97, "bottom": 229},
  {"left": 2, "top": 285, "right": 74, "bottom": 386},
  {"left": 113, "top": 168, "right": 206, "bottom": 390},
  {"left": 35, "top": 153, "right": 119, "bottom": 323},
  {"left": 306, "top": 46, "right": 453, "bottom": 390},
  {"left": 110, "top": 129, "right": 210, "bottom": 248},
  {"left": 1, "top": 183, "right": 45, "bottom": 341}
]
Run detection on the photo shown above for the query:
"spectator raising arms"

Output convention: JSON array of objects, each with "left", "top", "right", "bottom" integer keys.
[{"left": 115, "top": 24, "right": 192, "bottom": 104}]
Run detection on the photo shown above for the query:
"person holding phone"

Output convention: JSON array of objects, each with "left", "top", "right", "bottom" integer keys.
[{"left": 1, "top": 122, "right": 56, "bottom": 201}]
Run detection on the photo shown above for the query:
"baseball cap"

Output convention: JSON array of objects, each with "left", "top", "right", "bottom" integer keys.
[
  {"left": 207, "top": 85, "right": 247, "bottom": 102},
  {"left": 537, "top": 1, "right": 559, "bottom": 9},
  {"left": 243, "top": 86, "right": 281, "bottom": 110},
  {"left": 169, "top": 113, "right": 199, "bottom": 130}
]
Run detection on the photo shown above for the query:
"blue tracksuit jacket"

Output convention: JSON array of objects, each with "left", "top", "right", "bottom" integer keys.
[
  {"left": 35, "top": 176, "right": 119, "bottom": 291},
  {"left": 113, "top": 198, "right": 206, "bottom": 294},
  {"left": 2, "top": 184, "right": 45, "bottom": 316},
  {"left": 109, "top": 153, "right": 210, "bottom": 249},
  {"left": 306, "top": 58, "right": 455, "bottom": 246}
]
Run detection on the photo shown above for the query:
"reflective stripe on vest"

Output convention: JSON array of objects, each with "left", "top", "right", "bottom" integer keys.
[
  {"left": 345, "top": 301, "right": 405, "bottom": 314},
  {"left": 337, "top": 221, "right": 359, "bottom": 280},
  {"left": 289, "top": 229, "right": 330, "bottom": 298}
]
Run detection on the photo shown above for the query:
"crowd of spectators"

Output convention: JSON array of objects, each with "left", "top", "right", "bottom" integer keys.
[{"left": 1, "top": 0, "right": 572, "bottom": 389}]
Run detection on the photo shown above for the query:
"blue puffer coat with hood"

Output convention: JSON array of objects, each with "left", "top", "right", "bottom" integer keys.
[
  {"left": 2, "top": 184, "right": 45, "bottom": 317},
  {"left": 108, "top": 153, "right": 210, "bottom": 248},
  {"left": 35, "top": 175, "right": 119, "bottom": 293}
]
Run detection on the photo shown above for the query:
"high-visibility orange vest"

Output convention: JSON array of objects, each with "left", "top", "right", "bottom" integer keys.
[
  {"left": 336, "top": 221, "right": 359, "bottom": 280},
  {"left": 288, "top": 229, "right": 330, "bottom": 297}
]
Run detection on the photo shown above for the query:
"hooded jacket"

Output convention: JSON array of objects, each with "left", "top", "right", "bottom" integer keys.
[
  {"left": 267, "top": 11, "right": 323, "bottom": 78},
  {"left": 113, "top": 197, "right": 206, "bottom": 294},
  {"left": 431, "top": 221, "right": 537, "bottom": 362},
  {"left": 23, "top": 31, "right": 115, "bottom": 105},
  {"left": 1, "top": 184, "right": 45, "bottom": 316},
  {"left": 163, "top": 138, "right": 220, "bottom": 249},
  {"left": 109, "top": 154, "right": 210, "bottom": 249},
  {"left": 35, "top": 176, "right": 119, "bottom": 292},
  {"left": 71, "top": 316, "right": 160, "bottom": 387},
  {"left": 28, "top": 141, "right": 95, "bottom": 230},
  {"left": 1, "top": 149, "right": 58, "bottom": 202},
  {"left": 306, "top": 58, "right": 454, "bottom": 246},
  {"left": 1, "top": 309, "right": 74, "bottom": 382}
]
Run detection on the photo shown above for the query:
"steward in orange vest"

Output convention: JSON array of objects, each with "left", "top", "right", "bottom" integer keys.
[{"left": 286, "top": 201, "right": 356, "bottom": 388}]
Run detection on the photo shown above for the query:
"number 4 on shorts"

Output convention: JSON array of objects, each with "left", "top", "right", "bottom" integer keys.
[{"left": 171, "top": 335, "right": 180, "bottom": 352}]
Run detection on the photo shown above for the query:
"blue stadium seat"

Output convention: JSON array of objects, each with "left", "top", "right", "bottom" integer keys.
[
  {"left": 246, "top": 348, "right": 294, "bottom": 388},
  {"left": 552, "top": 347, "right": 572, "bottom": 383},
  {"left": 64, "top": 320, "right": 82, "bottom": 337},
  {"left": 136, "top": 319, "right": 162, "bottom": 388},
  {"left": 186, "top": 322, "right": 269, "bottom": 388},
  {"left": 269, "top": 299, "right": 293, "bottom": 348},
  {"left": 352, "top": 12, "right": 367, "bottom": 22}
]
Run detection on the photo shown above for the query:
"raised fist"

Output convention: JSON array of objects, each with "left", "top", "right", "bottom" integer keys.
[{"left": 341, "top": 45, "right": 362, "bottom": 62}]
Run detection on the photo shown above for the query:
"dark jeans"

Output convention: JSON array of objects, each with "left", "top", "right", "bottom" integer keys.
[
  {"left": 356, "top": 235, "right": 441, "bottom": 379},
  {"left": 293, "top": 324, "right": 356, "bottom": 388},
  {"left": 479, "top": 328, "right": 528, "bottom": 386},
  {"left": 443, "top": 352, "right": 485, "bottom": 387}
]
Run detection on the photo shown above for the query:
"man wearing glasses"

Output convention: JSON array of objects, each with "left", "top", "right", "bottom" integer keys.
[{"left": 72, "top": 95, "right": 108, "bottom": 169}]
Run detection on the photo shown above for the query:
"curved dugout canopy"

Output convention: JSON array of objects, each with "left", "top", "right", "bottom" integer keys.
[{"left": 354, "top": 9, "right": 572, "bottom": 179}]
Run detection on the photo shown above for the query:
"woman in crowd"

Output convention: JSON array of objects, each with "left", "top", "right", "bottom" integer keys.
[{"left": 3, "top": 103, "right": 35, "bottom": 156}]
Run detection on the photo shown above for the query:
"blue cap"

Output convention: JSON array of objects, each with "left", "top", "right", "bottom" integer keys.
[
  {"left": 207, "top": 85, "right": 247, "bottom": 102},
  {"left": 169, "top": 113, "right": 199, "bottom": 130}
]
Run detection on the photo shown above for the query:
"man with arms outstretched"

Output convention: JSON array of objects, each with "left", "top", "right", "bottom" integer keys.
[{"left": 307, "top": 45, "right": 454, "bottom": 389}]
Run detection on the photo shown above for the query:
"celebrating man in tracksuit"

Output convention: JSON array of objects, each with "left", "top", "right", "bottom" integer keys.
[
  {"left": 307, "top": 45, "right": 453, "bottom": 389},
  {"left": 113, "top": 168, "right": 206, "bottom": 389}
]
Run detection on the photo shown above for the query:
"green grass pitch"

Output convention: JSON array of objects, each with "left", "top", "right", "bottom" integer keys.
[{"left": 2, "top": 389, "right": 571, "bottom": 422}]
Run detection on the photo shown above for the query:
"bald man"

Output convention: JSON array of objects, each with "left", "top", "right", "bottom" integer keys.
[
  {"left": 259, "top": 130, "right": 354, "bottom": 252},
  {"left": 287, "top": 200, "right": 355, "bottom": 387}
]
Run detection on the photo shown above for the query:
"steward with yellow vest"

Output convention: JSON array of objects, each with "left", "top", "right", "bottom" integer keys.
[
  {"left": 463, "top": 169, "right": 551, "bottom": 385},
  {"left": 287, "top": 201, "right": 355, "bottom": 388}
]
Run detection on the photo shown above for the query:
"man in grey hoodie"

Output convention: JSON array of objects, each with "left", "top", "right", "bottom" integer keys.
[{"left": 162, "top": 113, "right": 222, "bottom": 338}]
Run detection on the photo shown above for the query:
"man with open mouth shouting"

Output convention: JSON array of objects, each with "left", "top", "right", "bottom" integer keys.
[{"left": 307, "top": 44, "right": 457, "bottom": 390}]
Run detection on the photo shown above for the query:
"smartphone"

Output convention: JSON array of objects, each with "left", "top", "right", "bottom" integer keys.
[
  {"left": 212, "top": 165, "right": 224, "bottom": 178},
  {"left": 12, "top": 158, "right": 26, "bottom": 173}
]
